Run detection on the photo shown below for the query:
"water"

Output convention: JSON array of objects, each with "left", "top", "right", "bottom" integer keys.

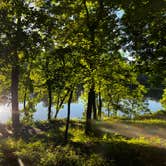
[
  {"left": 0, "top": 104, "right": 11, "bottom": 123},
  {"left": 33, "top": 102, "right": 84, "bottom": 121},
  {"left": 0, "top": 100, "right": 163, "bottom": 123},
  {"left": 0, "top": 101, "right": 84, "bottom": 123},
  {"left": 147, "top": 100, "right": 163, "bottom": 112}
]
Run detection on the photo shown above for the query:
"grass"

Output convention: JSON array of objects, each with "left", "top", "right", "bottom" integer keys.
[
  {"left": 136, "top": 110, "right": 166, "bottom": 120},
  {"left": 0, "top": 118, "right": 166, "bottom": 166}
]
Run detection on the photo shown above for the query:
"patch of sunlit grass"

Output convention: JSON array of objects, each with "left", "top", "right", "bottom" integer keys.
[
  {"left": 101, "top": 133, "right": 148, "bottom": 145},
  {"left": 129, "top": 119, "right": 166, "bottom": 125},
  {"left": 96, "top": 119, "right": 166, "bottom": 148},
  {"left": 69, "top": 128, "right": 95, "bottom": 143},
  {"left": 0, "top": 137, "right": 111, "bottom": 166},
  {"left": 124, "top": 136, "right": 149, "bottom": 145},
  {"left": 103, "top": 118, "right": 166, "bottom": 126},
  {"left": 1, "top": 120, "right": 166, "bottom": 166}
]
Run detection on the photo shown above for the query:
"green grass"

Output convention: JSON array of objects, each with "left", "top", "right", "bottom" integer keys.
[
  {"left": 127, "top": 119, "right": 166, "bottom": 126},
  {"left": 136, "top": 110, "right": 166, "bottom": 120},
  {"left": 0, "top": 119, "right": 166, "bottom": 166}
]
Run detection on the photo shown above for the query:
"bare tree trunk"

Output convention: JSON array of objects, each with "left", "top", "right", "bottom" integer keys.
[
  {"left": 85, "top": 87, "right": 93, "bottom": 135},
  {"left": 107, "top": 103, "right": 110, "bottom": 117},
  {"left": 47, "top": 81, "right": 52, "bottom": 121},
  {"left": 54, "top": 89, "right": 70, "bottom": 119},
  {"left": 92, "top": 90, "right": 97, "bottom": 120},
  {"left": 11, "top": 63, "right": 20, "bottom": 132},
  {"left": 23, "top": 91, "right": 28, "bottom": 117},
  {"left": 64, "top": 90, "right": 73, "bottom": 142},
  {"left": 54, "top": 109, "right": 59, "bottom": 119},
  {"left": 98, "top": 91, "right": 102, "bottom": 119}
]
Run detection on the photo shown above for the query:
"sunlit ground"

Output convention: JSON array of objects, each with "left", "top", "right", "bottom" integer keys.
[
  {"left": 94, "top": 120, "right": 166, "bottom": 148},
  {"left": 1, "top": 119, "right": 166, "bottom": 165}
]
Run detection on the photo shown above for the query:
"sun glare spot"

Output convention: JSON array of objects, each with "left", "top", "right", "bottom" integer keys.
[{"left": 0, "top": 104, "right": 11, "bottom": 124}]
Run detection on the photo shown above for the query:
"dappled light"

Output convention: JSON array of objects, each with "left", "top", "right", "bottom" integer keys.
[
  {"left": 95, "top": 120, "right": 166, "bottom": 148},
  {"left": 0, "top": 0, "right": 165, "bottom": 165}
]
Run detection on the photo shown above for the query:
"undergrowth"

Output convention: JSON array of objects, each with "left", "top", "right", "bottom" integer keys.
[{"left": 0, "top": 119, "right": 166, "bottom": 166}]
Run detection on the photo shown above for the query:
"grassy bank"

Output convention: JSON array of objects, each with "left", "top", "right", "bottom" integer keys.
[{"left": 0, "top": 119, "right": 166, "bottom": 166}]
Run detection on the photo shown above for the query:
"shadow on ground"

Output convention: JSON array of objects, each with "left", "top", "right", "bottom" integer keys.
[{"left": 1, "top": 120, "right": 166, "bottom": 166}]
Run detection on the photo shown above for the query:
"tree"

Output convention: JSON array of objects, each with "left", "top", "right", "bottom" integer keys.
[
  {"left": 95, "top": 54, "right": 148, "bottom": 118},
  {"left": 161, "top": 89, "right": 166, "bottom": 110},
  {"left": 0, "top": 0, "right": 45, "bottom": 131},
  {"left": 118, "top": 0, "right": 166, "bottom": 86}
]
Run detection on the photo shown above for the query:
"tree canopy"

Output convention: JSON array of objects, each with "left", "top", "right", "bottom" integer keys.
[{"left": 0, "top": 0, "right": 165, "bottom": 136}]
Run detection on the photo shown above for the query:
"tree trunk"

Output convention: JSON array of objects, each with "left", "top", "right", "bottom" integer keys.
[
  {"left": 11, "top": 63, "right": 20, "bottom": 132},
  {"left": 54, "top": 89, "right": 70, "bottom": 119},
  {"left": 47, "top": 81, "right": 52, "bottom": 121},
  {"left": 64, "top": 90, "right": 73, "bottom": 142},
  {"left": 92, "top": 90, "right": 97, "bottom": 120},
  {"left": 98, "top": 92, "right": 102, "bottom": 119},
  {"left": 85, "top": 87, "right": 94, "bottom": 135},
  {"left": 114, "top": 109, "right": 118, "bottom": 117},
  {"left": 107, "top": 103, "right": 110, "bottom": 117},
  {"left": 54, "top": 109, "right": 59, "bottom": 119},
  {"left": 23, "top": 91, "right": 28, "bottom": 117}
]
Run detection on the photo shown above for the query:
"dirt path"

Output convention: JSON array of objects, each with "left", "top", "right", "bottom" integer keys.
[{"left": 95, "top": 121, "right": 166, "bottom": 148}]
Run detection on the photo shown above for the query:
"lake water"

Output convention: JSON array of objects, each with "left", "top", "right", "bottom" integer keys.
[{"left": 0, "top": 100, "right": 163, "bottom": 123}]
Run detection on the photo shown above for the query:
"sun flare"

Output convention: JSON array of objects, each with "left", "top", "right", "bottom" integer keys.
[{"left": 0, "top": 105, "right": 11, "bottom": 123}]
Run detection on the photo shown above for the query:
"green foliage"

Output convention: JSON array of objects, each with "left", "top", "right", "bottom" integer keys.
[
  {"left": 0, "top": 119, "right": 166, "bottom": 165},
  {"left": 130, "top": 119, "right": 166, "bottom": 127},
  {"left": 136, "top": 110, "right": 166, "bottom": 120},
  {"left": 1, "top": 119, "right": 166, "bottom": 165},
  {"left": 1, "top": 0, "right": 162, "bottom": 125},
  {"left": 2, "top": 138, "right": 111, "bottom": 166},
  {"left": 119, "top": 0, "right": 166, "bottom": 85},
  {"left": 0, "top": 0, "right": 164, "bottom": 155},
  {"left": 160, "top": 88, "right": 166, "bottom": 109},
  {"left": 0, "top": 144, "right": 4, "bottom": 165},
  {"left": 0, "top": 0, "right": 165, "bottom": 165}
]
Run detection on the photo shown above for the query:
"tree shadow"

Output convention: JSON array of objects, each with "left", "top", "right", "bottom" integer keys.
[
  {"left": 18, "top": 120, "right": 73, "bottom": 145},
  {"left": 1, "top": 120, "right": 166, "bottom": 166},
  {"left": 68, "top": 135, "right": 166, "bottom": 166}
]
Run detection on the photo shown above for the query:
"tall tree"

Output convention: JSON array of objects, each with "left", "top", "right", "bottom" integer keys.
[
  {"left": 118, "top": 0, "right": 166, "bottom": 86},
  {"left": 0, "top": 0, "right": 44, "bottom": 131}
]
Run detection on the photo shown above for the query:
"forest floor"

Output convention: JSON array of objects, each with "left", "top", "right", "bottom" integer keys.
[{"left": 0, "top": 119, "right": 166, "bottom": 166}]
